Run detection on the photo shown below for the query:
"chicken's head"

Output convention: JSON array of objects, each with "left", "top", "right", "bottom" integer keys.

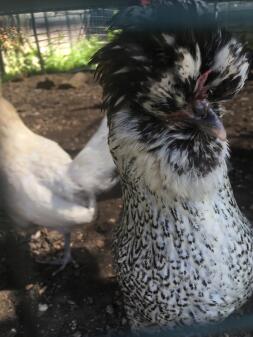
[{"left": 92, "top": 1, "right": 249, "bottom": 197}]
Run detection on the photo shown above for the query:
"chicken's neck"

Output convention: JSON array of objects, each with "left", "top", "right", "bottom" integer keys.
[
  {"left": 120, "top": 171, "right": 244, "bottom": 239},
  {"left": 109, "top": 109, "right": 251, "bottom": 255},
  {"left": 109, "top": 109, "right": 228, "bottom": 200}
]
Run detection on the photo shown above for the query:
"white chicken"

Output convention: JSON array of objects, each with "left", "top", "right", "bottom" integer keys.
[{"left": 0, "top": 97, "right": 117, "bottom": 272}]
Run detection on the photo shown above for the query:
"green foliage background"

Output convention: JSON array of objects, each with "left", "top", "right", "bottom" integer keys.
[{"left": 0, "top": 28, "right": 107, "bottom": 81}]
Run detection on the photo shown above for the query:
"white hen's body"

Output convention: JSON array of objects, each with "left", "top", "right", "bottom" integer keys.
[{"left": 0, "top": 98, "right": 116, "bottom": 233}]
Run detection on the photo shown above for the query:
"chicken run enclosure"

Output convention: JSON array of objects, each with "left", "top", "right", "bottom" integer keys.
[{"left": 0, "top": 1, "right": 253, "bottom": 337}]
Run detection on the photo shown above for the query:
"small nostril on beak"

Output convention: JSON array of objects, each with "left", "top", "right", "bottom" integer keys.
[{"left": 193, "top": 100, "right": 209, "bottom": 119}]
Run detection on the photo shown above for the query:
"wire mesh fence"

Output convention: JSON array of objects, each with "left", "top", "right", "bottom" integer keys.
[
  {"left": 0, "top": 9, "right": 115, "bottom": 76},
  {"left": 29, "top": 9, "right": 114, "bottom": 48},
  {"left": 0, "top": 1, "right": 253, "bottom": 78}
]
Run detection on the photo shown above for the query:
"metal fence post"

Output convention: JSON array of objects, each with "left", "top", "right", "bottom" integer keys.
[
  {"left": 43, "top": 12, "right": 51, "bottom": 50},
  {"left": 65, "top": 11, "right": 73, "bottom": 49},
  {"left": 0, "top": 45, "right": 5, "bottom": 73},
  {"left": 30, "top": 12, "right": 45, "bottom": 72}
]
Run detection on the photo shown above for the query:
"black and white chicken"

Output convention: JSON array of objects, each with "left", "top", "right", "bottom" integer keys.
[{"left": 92, "top": 0, "right": 252, "bottom": 329}]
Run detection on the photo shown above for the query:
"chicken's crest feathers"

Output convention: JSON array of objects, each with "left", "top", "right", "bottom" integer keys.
[{"left": 92, "top": 1, "right": 249, "bottom": 114}]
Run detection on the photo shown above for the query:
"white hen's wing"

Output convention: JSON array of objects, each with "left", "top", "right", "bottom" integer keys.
[
  {"left": 2, "top": 132, "right": 96, "bottom": 228},
  {"left": 31, "top": 135, "right": 79, "bottom": 200},
  {"left": 69, "top": 116, "right": 118, "bottom": 195}
]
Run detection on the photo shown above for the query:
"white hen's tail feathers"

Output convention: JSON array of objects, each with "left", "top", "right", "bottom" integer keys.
[{"left": 69, "top": 117, "right": 118, "bottom": 196}]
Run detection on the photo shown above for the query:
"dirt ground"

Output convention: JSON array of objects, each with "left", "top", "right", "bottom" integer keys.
[{"left": 0, "top": 72, "right": 252, "bottom": 337}]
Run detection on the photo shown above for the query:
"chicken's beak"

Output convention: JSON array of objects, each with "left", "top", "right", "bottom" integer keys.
[{"left": 192, "top": 100, "right": 226, "bottom": 141}]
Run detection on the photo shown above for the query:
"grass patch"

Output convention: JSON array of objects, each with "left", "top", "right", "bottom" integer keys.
[
  {"left": 43, "top": 37, "right": 106, "bottom": 73},
  {"left": 1, "top": 29, "right": 107, "bottom": 81}
]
